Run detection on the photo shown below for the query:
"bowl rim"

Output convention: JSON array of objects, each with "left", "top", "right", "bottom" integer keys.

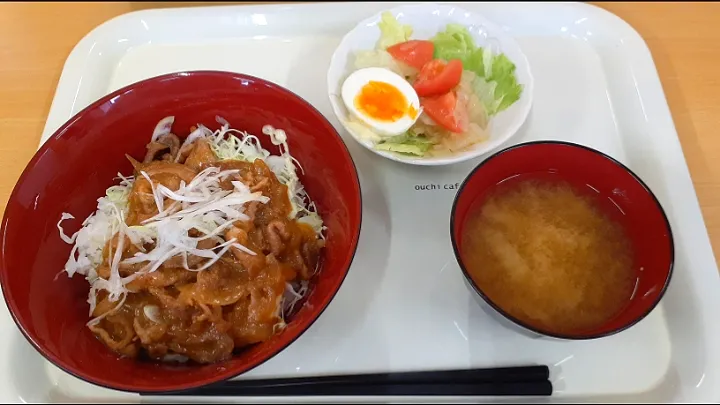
[
  {"left": 449, "top": 140, "right": 675, "bottom": 340},
  {"left": 0, "top": 70, "right": 363, "bottom": 393},
  {"left": 325, "top": 2, "right": 535, "bottom": 167}
]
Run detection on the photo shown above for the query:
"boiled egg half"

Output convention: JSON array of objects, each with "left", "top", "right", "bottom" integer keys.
[{"left": 341, "top": 67, "right": 421, "bottom": 136}]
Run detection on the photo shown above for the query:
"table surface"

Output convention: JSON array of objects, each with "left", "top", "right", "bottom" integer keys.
[{"left": 0, "top": 2, "right": 718, "bottom": 264}]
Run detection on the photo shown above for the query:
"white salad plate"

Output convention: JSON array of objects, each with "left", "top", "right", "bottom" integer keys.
[
  {"left": 0, "top": 1, "right": 718, "bottom": 403},
  {"left": 327, "top": 3, "right": 534, "bottom": 166}
]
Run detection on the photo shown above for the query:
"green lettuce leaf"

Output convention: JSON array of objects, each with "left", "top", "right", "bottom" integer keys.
[
  {"left": 430, "top": 23, "right": 476, "bottom": 63},
  {"left": 477, "top": 51, "right": 522, "bottom": 113},
  {"left": 376, "top": 11, "right": 413, "bottom": 50},
  {"left": 464, "top": 48, "right": 485, "bottom": 77},
  {"left": 490, "top": 54, "right": 522, "bottom": 112},
  {"left": 375, "top": 133, "right": 433, "bottom": 156},
  {"left": 473, "top": 77, "right": 501, "bottom": 116},
  {"left": 429, "top": 24, "right": 523, "bottom": 115}
]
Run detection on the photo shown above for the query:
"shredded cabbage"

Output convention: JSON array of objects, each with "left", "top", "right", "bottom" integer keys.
[
  {"left": 60, "top": 173, "right": 135, "bottom": 282},
  {"left": 203, "top": 117, "right": 319, "bottom": 222},
  {"left": 282, "top": 280, "right": 309, "bottom": 321}
]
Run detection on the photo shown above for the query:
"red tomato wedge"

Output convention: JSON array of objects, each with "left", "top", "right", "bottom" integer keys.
[
  {"left": 420, "top": 91, "right": 469, "bottom": 134},
  {"left": 386, "top": 40, "right": 435, "bottom": 70},
  {"left": 413, "top": 59, "right": 463, "bottom": 97}
]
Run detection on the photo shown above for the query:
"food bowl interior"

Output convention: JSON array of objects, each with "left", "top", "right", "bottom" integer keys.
[
  {"left": 451, "top": 142, "right": 674, "bottom": 339},
  {"left": 0, "top": 71, "right": 361, "bottom": 392},
  {"left": 326, "top": 3, "right": 534, "bottom": 166}
]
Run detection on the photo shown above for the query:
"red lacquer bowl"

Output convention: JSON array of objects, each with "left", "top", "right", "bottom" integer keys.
[
  {"left": 0, "top": 71, "right": 362, "bottom": 393},
  {"left": 451, "top": 141, "right": 674, "bottom": 340}
]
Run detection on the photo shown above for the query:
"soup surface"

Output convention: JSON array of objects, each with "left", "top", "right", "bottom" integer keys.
[{"left": 460, "top": 175, "right": 636, "bottom": 335}]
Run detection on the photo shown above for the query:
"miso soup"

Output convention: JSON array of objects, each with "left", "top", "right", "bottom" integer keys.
[{"left": 461, "top": 176, "right": 636, "bottom": 335}]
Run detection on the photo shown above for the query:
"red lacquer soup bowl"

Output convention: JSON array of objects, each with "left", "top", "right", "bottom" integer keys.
[
  {"left": 0, "top": 71, "right": 362, "bottom": 393},
  {"left": 451, "top": 141, "right": 674, "bottom": 340}
]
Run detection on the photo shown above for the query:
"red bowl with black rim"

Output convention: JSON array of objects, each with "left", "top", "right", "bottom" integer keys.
[
  {"left": 451, "top": 141, "right": 674, "bottom": 340},
  {"left": 0, "top": 71, "right": 362, "bottom": 393}
]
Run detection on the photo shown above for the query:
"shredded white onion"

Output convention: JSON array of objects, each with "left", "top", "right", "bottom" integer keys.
[
  {"left": 143, "top": 305, "right": 161, "bottom": 323},
  {"left": 152, "top": 116, "right": 174, "bottom": 142},
  {"left": 215, "top": 115, "right": 229, "bottom": 128}
]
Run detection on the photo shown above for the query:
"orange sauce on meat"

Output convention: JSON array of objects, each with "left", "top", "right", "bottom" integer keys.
[{"left": 90, "top": 132, "right": 324, "bottom": 364}]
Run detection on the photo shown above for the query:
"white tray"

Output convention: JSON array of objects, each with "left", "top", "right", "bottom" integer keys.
[{"left": 3, "top": 1, "right": 718, "bottom": 403}]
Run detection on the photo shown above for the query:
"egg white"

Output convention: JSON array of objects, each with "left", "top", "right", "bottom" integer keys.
[{"left": 341, "top": 67, "right": 421, "bottom": 137}]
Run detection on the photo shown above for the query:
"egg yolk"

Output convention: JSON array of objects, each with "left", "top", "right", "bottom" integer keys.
[{"left": 354, "top": 81, "right": 418, "bottom": 122}]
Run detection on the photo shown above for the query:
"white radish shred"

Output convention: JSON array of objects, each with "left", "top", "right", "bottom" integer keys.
[{"left": 58, "top": 117, "right": 324, "bottom": 327}]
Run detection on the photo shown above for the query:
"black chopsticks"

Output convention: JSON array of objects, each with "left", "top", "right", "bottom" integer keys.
[{"left": 152, "top": 365, "right": 553, "bottom": 397}]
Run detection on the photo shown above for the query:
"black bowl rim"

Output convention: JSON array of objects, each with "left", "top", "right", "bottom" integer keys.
[
  {"left": 449, "top": 140, "right": 675, "bottom": 341},
  {"left": 0, "top": 70, "right": 363, "bottom": 394}
]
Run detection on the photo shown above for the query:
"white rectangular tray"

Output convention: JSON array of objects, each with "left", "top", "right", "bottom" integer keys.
[{"left": 2, "top": 1, "right": 718, "bottom": 403}]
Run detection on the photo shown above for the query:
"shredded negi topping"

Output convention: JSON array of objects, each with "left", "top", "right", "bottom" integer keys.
[{"left": 57, "top": 117, "right": 325, "bottom": 364}]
